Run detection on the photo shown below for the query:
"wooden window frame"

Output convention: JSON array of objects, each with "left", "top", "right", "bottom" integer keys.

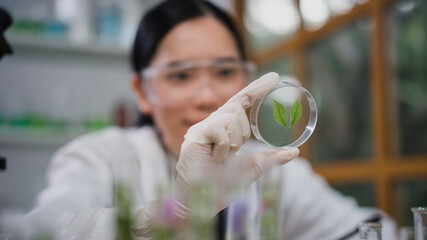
[{"left": 235, "top": 0, "right": 427, "bottom": 225}]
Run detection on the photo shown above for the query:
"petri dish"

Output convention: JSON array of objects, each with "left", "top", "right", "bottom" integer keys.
[{"left": 250, "top": 81, "right": 318, "bottom": 150}]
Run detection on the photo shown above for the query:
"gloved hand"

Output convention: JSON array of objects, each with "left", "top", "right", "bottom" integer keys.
[
  {"left": 132, "top": 72, "right": 300, "bottom": 237},
  {"left": 174, "top": 72, "right": 300, "bottom": 218}
]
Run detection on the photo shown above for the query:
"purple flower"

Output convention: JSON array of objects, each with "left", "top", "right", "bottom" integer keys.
[{"left": 156, "top": 196, "right": 182, "bottom": 228}]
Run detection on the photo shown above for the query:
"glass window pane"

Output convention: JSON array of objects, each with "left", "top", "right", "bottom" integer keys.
[
  {"left": 327, "top": 0, "right": 355, "bottom": 16},
  {"left": 255, "top": 55, "right": 293, "bottom": 79},
  {"left": 306, "top": 19, "right": 373, "bottom": 164},
  {"left": 331, "top": 182, "right": 376, "bottom": 207},
  {"left": 245, "top": 0, "right": 300, "bottom": 52},
  {"left": 394, "top": 179, "right": 427, "bottom": 226},
  {"left": 299, "top": 0, "right": 331, "bottom": 31},
  {"left": 388, "top": 0, "right": 427, "bottom": 155}
]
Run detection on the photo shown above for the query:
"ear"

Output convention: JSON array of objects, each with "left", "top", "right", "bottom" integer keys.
[{"left": 131, "top": 74, "right": 153, "bottom": 115}]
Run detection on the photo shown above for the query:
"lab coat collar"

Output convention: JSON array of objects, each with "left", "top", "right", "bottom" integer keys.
[{"left": 126, "top": 126, "right": 170, "bottom": 203}]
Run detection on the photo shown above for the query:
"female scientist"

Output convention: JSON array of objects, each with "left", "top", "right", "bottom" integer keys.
[{"left": 12, "top": 0, "right": 397, "bottom": 239}]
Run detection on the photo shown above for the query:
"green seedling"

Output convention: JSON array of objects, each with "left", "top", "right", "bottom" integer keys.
[{"left": 273, "top": 99, "right": 302, "bottom": 129}]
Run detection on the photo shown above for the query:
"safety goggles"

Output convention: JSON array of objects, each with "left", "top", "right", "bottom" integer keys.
[{"left": 141, "top": 59, "right": 256, "bottom": 106}]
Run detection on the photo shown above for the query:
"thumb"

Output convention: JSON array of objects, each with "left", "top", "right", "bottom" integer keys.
[
  {"left": 246, "top": 148, "right": 300, "bottom": 180},
  {"left": 225, "top": 72, "right": 279, "bottom": 109}
]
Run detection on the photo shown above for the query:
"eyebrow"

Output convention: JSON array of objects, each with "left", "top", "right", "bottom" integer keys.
[{"left": 166, "top": 57, "right": 241, "bottom": 68}]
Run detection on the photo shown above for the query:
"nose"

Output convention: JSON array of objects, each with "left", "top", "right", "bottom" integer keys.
[{"left": 192, "top": 74, "right": 221, "bottom": 109}]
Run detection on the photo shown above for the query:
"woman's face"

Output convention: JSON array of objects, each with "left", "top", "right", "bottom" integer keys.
[{"left": 133, "top": 16, "right": 246, "bottom": 156}]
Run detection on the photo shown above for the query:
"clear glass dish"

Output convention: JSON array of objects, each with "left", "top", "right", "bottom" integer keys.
[{"left": 250, "top": 81, "right": 318, "bottom": 150}]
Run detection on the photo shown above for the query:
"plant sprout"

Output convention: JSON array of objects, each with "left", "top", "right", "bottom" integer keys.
[{"left": 273, "top": 99, "right": 302, "bottom": 129}]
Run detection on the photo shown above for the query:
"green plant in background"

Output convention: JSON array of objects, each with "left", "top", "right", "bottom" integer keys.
[
  {"left": 114, "top": 181, "right": 219, "bottom": 239},
  {"left": 115, "top": 183, "right": 133, "bottom": 240},
  {"left": 260, "top": 178, "right": 280, "bottom": 239},
  {"left": 187, "top": 182, "right": 216, "bottom": 240},
  {"left": 152, "top": 182, "right": 217, "bottom": 239},
  {"left": 273, "top": 99, "right": 302, "bottom": 129}
]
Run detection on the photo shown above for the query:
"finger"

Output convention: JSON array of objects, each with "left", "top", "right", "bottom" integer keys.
[
  {"left": 264, "top": 148, "right": 300, "bottom": 166},
  {"left": 226, "top": 72, "right": 279, "bottom": 109},
  {"left": 249, "top": 148, "right": 300, "bottom": 179},
  {"left": 227, "top": 117, "right": 242, "bottom": 152},
  {"left": 211, "top": 124, "right": 231, "bottom": 162},
  {"left": 184, "top": 112, "right": 231, "bottom": 145},
  {"left": 218, "top": 102, "right": 251, "bottom": 145},
  {"left": 237, "top": 106, "right": 251, "bottom": 142}
]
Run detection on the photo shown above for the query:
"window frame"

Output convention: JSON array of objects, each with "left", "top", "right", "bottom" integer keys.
[{"left": 236, "top": 0, "right": 427, "bottom": 226}]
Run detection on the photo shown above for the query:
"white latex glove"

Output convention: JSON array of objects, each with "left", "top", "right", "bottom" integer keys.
[
  {"left": 174, "top": 72, "right": 300, "bottom": 217},
  {"left": 132, "top": 72, "right": 300, "bottom": 237}
]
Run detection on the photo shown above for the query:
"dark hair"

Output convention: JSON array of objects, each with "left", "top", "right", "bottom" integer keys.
[{"left": 131, "top": 0, "right": 246, "bottom": 126}]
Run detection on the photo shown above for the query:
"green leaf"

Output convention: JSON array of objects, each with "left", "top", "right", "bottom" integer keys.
[
  {"left": 290, "top": 99, "right": 302, "bottom": 127},
  {"left": 273, "top": 100, "right": 288, "bottom": 128}
]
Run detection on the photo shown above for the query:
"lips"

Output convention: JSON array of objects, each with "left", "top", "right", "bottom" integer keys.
[
  {"left": 182, "top": 117, "right": 206, "bottom": 127},
  {"left": 182, "top": 109, "right": 218, "bottom": 127}
]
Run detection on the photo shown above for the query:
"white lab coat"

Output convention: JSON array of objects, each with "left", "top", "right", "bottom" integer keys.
[{"left": 10, "top": 126, "right": 397, "bottom": 240}]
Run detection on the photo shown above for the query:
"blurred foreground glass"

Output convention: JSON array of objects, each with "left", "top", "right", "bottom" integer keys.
[
  {"left": 306, "top": 18, "right": 373, "bottom": 164},
  {"left": 387, "top": 0, "right": 427, "bottom": 155},
  {"left": 259, "top": 168, "right": 281, "bottom": 239},
  {"left": 412, "top": 208, "right": 427, "bottom": 240},
  {"left": 358, "top": 222, "right": 382, "bottom": 240},
  {"left": 401, "top": 226, "right": 415, "bottom": 240}
]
